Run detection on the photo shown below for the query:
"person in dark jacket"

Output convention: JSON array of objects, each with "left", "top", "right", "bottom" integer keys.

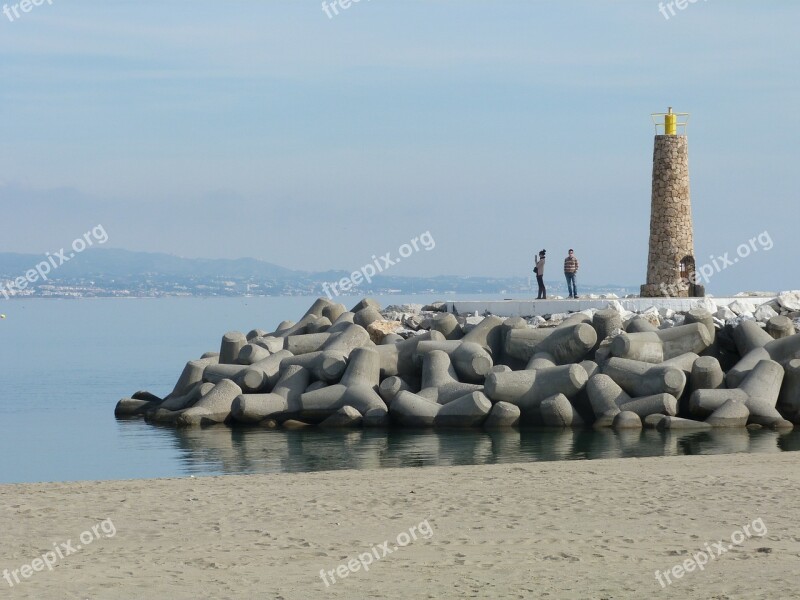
[
  {"left": 564, "top": 249, "right": 579, "bottom": 299},
  {"left": 534, "top": 250, "right": 546, "bottom": 299}
]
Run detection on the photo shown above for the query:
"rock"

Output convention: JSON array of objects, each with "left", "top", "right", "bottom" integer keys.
[
  {"left": 754, "top": 304, "right": 779, "bottom": 322},
  {"left": 729, "top": 299, "right": 757, "bottom": 316},
  {"left": 715, "top": 306, "right": 737, "bottom": 321},
  {"left": 777, "top": 291, "right": 800, "bottom": 312},
  {"left": 366, "top": 320, "right": 402, "bottom": 344}
]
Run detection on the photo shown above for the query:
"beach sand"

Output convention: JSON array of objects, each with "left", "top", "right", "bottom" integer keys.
[{"left": 1, "top": 452, "right": 799, "bottom": 599}]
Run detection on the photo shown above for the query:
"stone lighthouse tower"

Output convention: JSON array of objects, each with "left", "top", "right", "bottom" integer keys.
[{"left": 641, "top": 108, "right": 700, "bottom": 298}]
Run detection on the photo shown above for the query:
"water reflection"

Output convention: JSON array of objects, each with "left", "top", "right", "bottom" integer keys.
[{"left": 117, "top": 421, "right": 800, "bottom": 478}]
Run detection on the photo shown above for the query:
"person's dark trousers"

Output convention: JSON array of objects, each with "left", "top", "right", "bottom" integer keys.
[
  {"left": 565, "top": 273, "right": 577, "bottom": 298},
  {"left": 536, "top": 275, "right": 546, "bottom": 299}
]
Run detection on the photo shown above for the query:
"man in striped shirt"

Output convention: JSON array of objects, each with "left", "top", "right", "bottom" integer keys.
[{"left": 564, "top": 249, "right": 579, "bottom": 299}]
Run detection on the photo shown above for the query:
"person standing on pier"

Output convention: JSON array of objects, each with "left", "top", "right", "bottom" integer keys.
[
  {"left": 564, "top": 249, "right": 579, "bottom": 299},
  {"left": 534, "top": 250, "right": 546, "bottom": 299}
]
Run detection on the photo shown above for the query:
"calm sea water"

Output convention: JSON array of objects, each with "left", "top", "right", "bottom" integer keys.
[{"left": 1, "top": 296, "right": 798, "bottom": 485}]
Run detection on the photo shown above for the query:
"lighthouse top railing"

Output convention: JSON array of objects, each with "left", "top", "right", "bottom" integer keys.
[{"left": 651, "top": 108, "right": 690, "bottom": 135}]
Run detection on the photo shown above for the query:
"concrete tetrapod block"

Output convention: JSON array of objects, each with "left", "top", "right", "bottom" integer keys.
[
  {"left": 246, "top": 328, "right": 268, "bottom": 341},
  {"left": 283, "top": 333, "right": 332, "bottom": 356},
  {"left": 764, "top": 332, "right": 800, "bottom": 364},
  {"left": 230, "top": 364, "right": 309, "bottom": 423},
  {"left": 251, "top": 336, "right": 284, "bottom": 353},
  {"left": 726, "top": 347, "right": 771, "bottom": 388},
  {"left": 328, "top": 312, "right": 356, "bottom": 333},
  {"left": 378, "top": 376, "right": 416, "bottom": 405},
  {"left": 321, "top": 323, "right": 371, "bottom": 356},
  {"left": 375, "top": 331, "right": 445, "bottom": 378},
  {"left": 656, "top": 416, "right": 712, "bottom": 431},
  {"left": 462, "top": 315, "right": 505, "bottom": 358},
  {"left": 340, "top": 347, "right": 381, "bottom": 390},
  {"left": 658, "top": 323, "right": 713, "bottom": 360},
  {"left": 540, "top": 394, "right": 585, "bottom": 428},
  {"left": 363, "top": 407, "right": 390, "bottom": 427},
  {"left": 354, "top": 306, "right": 383, "bottom": 329},
  {"left": 612, "top": 411, "right": 642, "bottom": 429},
  {"left": 157, "top": 381, "right": 208, "bottom": 413},
  {"left": 418, "top": 350, "right": 483, "bottom": 405},
  {"left": 504, "top": 328, "right": 553, "bottom": 362},
  {"left": 626, "top": 317, "right": 659, "bottom": 333},
  {"left": 689, "top": 388, "right": 749, "bottom": 418},
  {"left": 170, "top": 356, "right": 219, "bottom": 397},
  {"left": 177, "top": 379, "right": 243, "bottom": 426},
  {"left": 556, "top": 313, "right": 592, "bottom": 329},
  {"left": 767, "top": 316, "right": 795, "bottom": 340},
  {"left": 306, "top": 317, "right": 332, "bottom": 334},
  {"left": 220, "top": 331, "right": 248, "bottom": 365},
  {"left": 644, "top": 414, "right": 667, "bottom": 429},
  {"left": 241, "top": 349, "right": 294, "bottom": 392},
  {"left": 351, "top": 298, "right": 381, "bottom": 313},
  {"left": 586, "top": 374, "right": 629, "bottom": 422},
  {"left": 483, "top": 401, "right": 520, "bottom": 429},
  {"left": 580, "top": 360, "right": 600, "bottom": 380},
  {"left": 276, "top": 314, "right": 319, "bottom": 338},
  {"left": 526, "top": 352, "right": 557, "bottom": 370},
  {"left": 661, "top": 353, "right": 700, "bottom": 385},
  {"left": 592, "top": 309, "right": 623, "bottom": 347},
  {"left": 319, "top": 406, "right": 363, "bottom": 428},
  {"left": 237, "top": 343, "right": 271, "bottom": 365},
  {"left": 434, "top": 391, "right": 492, "bottom": 428},
  {"left": 321, "top": 302, "right": 347, "bottom": 323},
  {"left": 691, "top": 356, "right": 726, "bottom": 392},
  {"left": 739, "top": 359, "right": 785, "bottom": 426},
  {"left": 602, "top": 357, "right": 686, "bottom": 399},
  {"left": 484, "top": 365, "right": 587, "bottom": 423},
  {"left": 431, "top": 313, "right": 463, "bottom": 340},
  {"left": 282, "top": 351, "right": 348, "bottom": 383},
  {"left": 415, "top": 340, "right": 493, "bottom": 383},
  {"left": 733, "top": 320, "right": 774, "bottom": 356},
  {"left": 381, "top": 333, "right": 404, "bottom": 345},
  {"left": 296, "top": 385, "right": 386, "bottom": 421},
  {"left": 777, "top": 359, "right": 800, "bottom": 421},
  {"left": 389, "top": 391, "right": 441, "bottom": 427},
  {"left": 618, "top": 394, "right": 678, "bottom": 418},
  {"left": 532, "top": 324, "right": 597, "bottom": 365},
  {"left": 610, "top": 332, "right": 664, "bottom": 363},
  {"left": 490, "top": 365, "right": 512, "bottom": 374},
  {"left": 303, "top": 297, "right": 336, "bottom": 319},
  {"left": 231, "top": 393, "right": 288, "bottom": 424},
  {"left": 115, "top": 397, "right": 159, "bottom": 417},
  {"left": 273, "top": 321, "right": 295, "bottom": 336},
  {"left": 706, "top": 399, "right": 750, "bottom": 428},
  {"left": 203, "top": 364, "right": 249, "bottom": 385},
  {"left": 685, "top": 308, "right": 716, "bottom": 340}
]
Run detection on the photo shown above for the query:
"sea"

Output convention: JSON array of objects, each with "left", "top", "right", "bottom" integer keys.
[{"left": 1, "top": 295, "right": 798, "bottom": 484}]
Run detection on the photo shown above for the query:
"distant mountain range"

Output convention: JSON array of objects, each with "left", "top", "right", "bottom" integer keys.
[{"left": 0, "top": 248, "right": 637, "bottom": 298}]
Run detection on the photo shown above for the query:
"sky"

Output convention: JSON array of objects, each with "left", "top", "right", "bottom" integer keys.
[{"left": 1, "top": 0, "right": 798, "bottom": 294}]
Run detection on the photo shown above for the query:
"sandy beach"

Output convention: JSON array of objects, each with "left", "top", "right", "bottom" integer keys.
[{"left": 1, "top": 453, "right": 798, "bottom": 600}]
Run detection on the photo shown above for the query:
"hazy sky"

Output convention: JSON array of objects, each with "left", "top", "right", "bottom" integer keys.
[{"left": 1, "top": 1, "right": 798, "bottom": 293}]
